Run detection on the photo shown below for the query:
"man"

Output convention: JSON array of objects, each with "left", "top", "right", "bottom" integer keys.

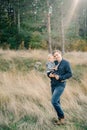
[{"left": 47, "top": 50, "right": 72, "bottom": 125}]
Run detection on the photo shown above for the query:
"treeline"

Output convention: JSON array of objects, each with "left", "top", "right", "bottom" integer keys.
[{"left": 0, "top": 0, "right": 87, "bottom": 51}]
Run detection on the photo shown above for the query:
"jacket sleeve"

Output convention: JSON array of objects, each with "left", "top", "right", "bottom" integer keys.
[
  {"left": 59, "top": 61, "right": 72, "bottom": 81},
  {"left": 47, "top": 72, "right": 51, "bottom": 78}
]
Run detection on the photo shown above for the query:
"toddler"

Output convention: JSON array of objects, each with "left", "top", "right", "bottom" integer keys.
[{"left": 46, "top": 54, "right": 58, "bottom": 74}]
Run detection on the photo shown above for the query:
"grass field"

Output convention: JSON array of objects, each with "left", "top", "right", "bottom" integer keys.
[{"left": 0, "top": 49, "right": 87, "bottom": 130}]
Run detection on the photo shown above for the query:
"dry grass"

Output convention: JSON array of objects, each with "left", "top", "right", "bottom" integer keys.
[
  {"left": 0, "top": 49, "right": 87, "bottom": 130},
  {"left": 64, "top": 51, "right": 87, "bottom": 65},
  {"left": 0, "top": 49, "right": 48, "bottom": 61}
]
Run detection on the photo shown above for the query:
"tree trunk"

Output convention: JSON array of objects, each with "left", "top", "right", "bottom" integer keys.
[
  {"left": 47, "top": 0, "right": 52, "bottom": 53},
  {"left": 18, "top": 0, "right": 20, "bottom": 33},
  {"left": 61, "top": 2, "right": 65, "bottom": 55}
]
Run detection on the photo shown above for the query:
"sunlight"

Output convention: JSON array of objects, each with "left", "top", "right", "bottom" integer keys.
[{"left": 64, "top": 0, "right": 79, "bottom": 29}]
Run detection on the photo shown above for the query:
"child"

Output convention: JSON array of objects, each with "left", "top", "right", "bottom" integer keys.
[{"left": 46, "top": 54, "right": 58, "bottom": 74}]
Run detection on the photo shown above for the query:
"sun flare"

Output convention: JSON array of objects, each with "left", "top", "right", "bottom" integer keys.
[{"left": 65, "top": 0, "right": 79, "bottom": 29}]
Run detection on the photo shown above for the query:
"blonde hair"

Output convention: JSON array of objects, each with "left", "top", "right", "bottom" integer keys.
[{"left": 48, "top": 53, "right": 53, "bottom": 58}]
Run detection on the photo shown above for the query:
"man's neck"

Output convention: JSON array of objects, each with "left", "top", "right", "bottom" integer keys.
[{"left": 58, "top": 58, "right": 62, "bottom": 63}]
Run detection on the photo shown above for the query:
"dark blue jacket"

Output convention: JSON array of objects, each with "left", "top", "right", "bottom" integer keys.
[{"left": 47, "top": 59, "right": 72, "bottom": 87}]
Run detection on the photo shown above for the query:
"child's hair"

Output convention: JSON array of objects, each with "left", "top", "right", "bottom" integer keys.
[{"left": 48, "top": 54, "right": 53, "bottom": 58}]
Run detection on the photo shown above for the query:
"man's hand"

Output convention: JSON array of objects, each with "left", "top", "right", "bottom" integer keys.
[{"left": 55, "top": 74, "right": 59, "bottom": 80}]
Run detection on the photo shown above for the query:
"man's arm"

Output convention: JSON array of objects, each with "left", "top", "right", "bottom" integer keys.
[
  {"left": 47, "top": 72, "right": 55, "bottom": 78},
  {"left": 59, "top": 61, "right": 72, "bottom": 81}
]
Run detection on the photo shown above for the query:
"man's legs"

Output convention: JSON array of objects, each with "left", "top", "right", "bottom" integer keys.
[{"left": 51, "top": 85, "right": 65, "bottom": 120}]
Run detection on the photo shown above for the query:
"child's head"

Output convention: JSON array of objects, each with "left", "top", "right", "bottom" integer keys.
[{"left": 48, "top": 54, "right": 54, "bottom": 62}]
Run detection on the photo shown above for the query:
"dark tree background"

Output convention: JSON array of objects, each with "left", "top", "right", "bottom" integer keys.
[{"left": 0, "top": 0, "right": 87, "bottom": 51}]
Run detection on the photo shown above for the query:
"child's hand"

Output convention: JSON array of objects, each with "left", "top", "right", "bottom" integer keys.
[
  {"left": 54, "top": 66, "right": 58, "bottom": 70},
  {"left": 55, "top": 75, "right": 59, "bottom": 80},
  {"left": 49, "top": 73, "right": 55, "bottom": 78}
]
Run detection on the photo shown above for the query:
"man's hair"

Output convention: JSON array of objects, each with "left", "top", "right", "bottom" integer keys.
[{"left": 52, "top": 50, "right": 62, "bottom": 55}]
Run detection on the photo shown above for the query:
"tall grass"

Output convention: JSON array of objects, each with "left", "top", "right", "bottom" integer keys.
[{"left": 0, "top": 49, "right": 87, "bottom": 130}]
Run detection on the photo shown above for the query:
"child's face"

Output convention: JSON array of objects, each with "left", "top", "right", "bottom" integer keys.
[{"left": 48, "top": 55, "right": 54, "bottom": 62}]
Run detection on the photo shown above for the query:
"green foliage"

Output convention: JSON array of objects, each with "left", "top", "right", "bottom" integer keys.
[
  {"left": 0, "top": 59, "right": 11, "bottom": 71},
  {"left": 66, "top": 24, "right": 79, "bottom": 40},
  {"left": 12, "top": 57, "right": 36, "bottom": 72},
  {"left": 0, "top": 19, "right": 18, "bottom": 49},
  {"left": 0, "top": 57, "right": 43, "bottom": 72},
  {"left": 40, "top": 40, "right": 48, "bottom": 49},
  {"left": 68, "top": 39, "right": 87, "bottom": 51},
  {"left": 0, "top": 56, "right": 46, "bottom": 72},
  {"left": 17, "top": 115, "right": 38, "bottom": 124},
  {"left": 0, "top": 125, "right": 10, "bottom": 130},
  {"left": 0, "top": 114, "right": 38, "bottom": 130},
  {"left": 0, "top": 0, "right": 87, "bottom": 50},
  {"left": 2, "top": 43, "right": 10, "bottom": 50},
  {"left": 8, "top": 37, "right": 17, "bottom": 49},
  {"left": 72, "top": 64, "right": 87, "bottom": 82},
  {"left": 29, "top": 31, "right": 42, "bottom": 49},
  {"left": 75, "top": 40, "right": 87, "bottom": 51}
]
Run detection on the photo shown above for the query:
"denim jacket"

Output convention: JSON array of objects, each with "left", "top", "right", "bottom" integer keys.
[{"left": 47, "top": 59, "right": 72, "bottom": 87}]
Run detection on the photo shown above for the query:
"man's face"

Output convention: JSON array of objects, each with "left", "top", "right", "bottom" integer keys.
[{"left": 54, "top": 52, "right": 62, "bottom": 61}]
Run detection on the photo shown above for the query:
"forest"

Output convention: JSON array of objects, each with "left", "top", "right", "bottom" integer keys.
[{"left": 0, "top": 0, "right": 87, "bottom": 52}]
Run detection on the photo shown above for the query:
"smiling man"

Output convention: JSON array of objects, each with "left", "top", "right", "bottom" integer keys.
[{"left": 47, "top": 50, "right": 72, "bottom": 125}]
